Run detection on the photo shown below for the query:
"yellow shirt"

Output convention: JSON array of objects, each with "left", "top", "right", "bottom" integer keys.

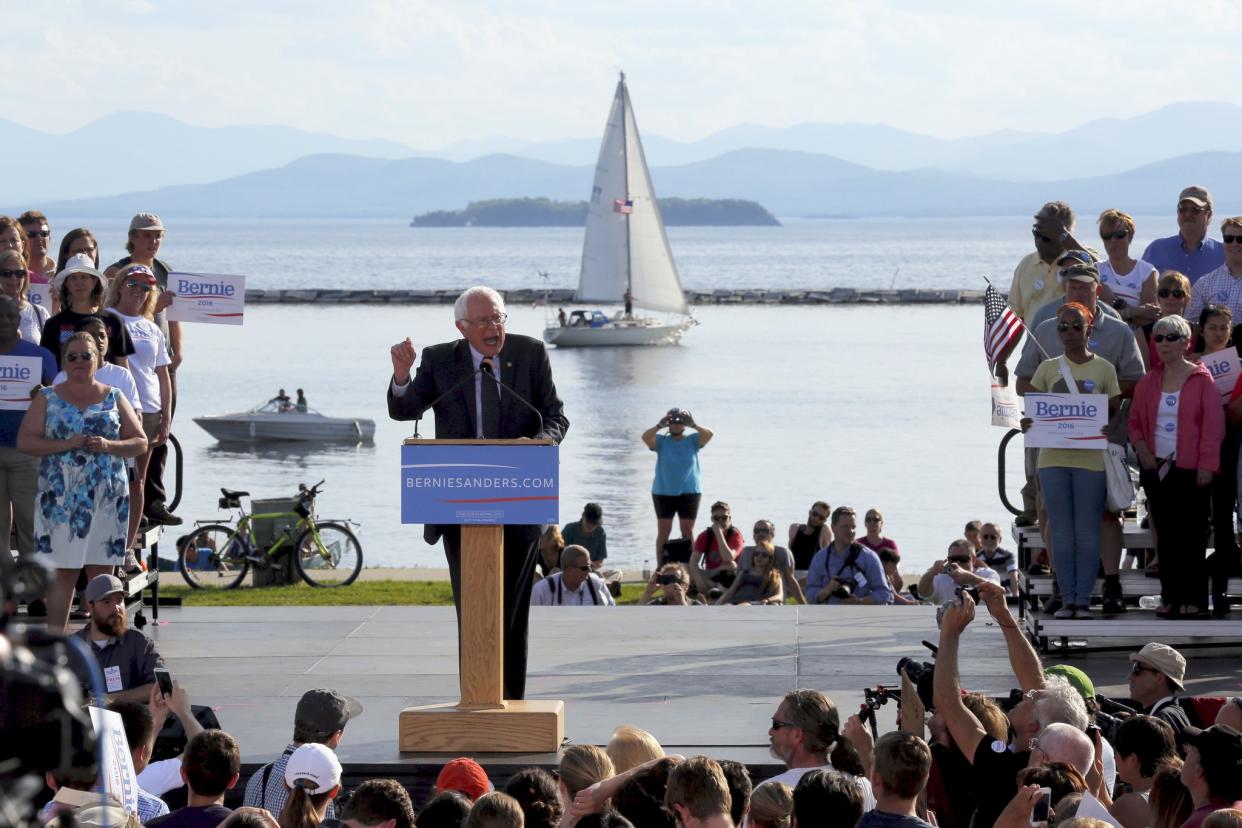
[
  {"left": 1008, "top": 252, "right": 1061, "bottom": 328},
  {"left": 1030, "top": 355, "right": 1120, "bottom": 471}
]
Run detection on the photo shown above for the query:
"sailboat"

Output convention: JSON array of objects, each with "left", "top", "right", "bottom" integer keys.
[{"left": 544, "top": 72, "right": 696, "bottom": 348}]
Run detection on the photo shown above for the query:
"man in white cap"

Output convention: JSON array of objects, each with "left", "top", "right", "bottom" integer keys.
[
  {"left": 70, "top": 573, "right": 164, "bottom": 703},
  {"left": 106, "top": 212, "right": 183, "bottom": 528},
  {"left": 243, "top": 688, "right": 362, "bottom": 819},
  {"left": 1142, "top": 185, "right": 1225, "bottom": 286},
  {"left": 1127, "top": 642, "right": 1190, "bottom": 739}
]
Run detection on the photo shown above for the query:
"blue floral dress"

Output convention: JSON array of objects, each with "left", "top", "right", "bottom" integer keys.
[{"left": 34, "top": 386, "right": 129, "bottom": 567}]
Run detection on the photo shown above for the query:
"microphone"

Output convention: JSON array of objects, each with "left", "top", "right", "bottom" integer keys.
[
  {"left": 409, "top": 366, "right": 484, "bottom": 438},
  {"left": 481, "top": 360, "right": 546, "bottom": 439}
]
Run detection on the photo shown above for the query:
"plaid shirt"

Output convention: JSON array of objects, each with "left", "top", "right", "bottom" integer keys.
[
  {"left": 138, "top": 788, "right": 170, "bottom": 824},
  {"left": 242, "top": 743, "right": 338, "bottom": 821},
  {"left": 1188, "top": 262, "right": 1242, "bottom": 322}
]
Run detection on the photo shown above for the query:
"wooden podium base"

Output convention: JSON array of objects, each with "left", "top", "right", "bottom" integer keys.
[{"left": 398, "top": 700, "right": 565, "bottom": 753}]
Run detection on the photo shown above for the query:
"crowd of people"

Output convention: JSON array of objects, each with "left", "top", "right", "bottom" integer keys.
[
  {"left": 994, "top": 186, "right": 1242, "bottom": 621},
  {"left": 45, "top": 572, "right": 1242, "bottom": 828},
  {"left": 2, "top": 210, "right": 185, "bottom": 631}
]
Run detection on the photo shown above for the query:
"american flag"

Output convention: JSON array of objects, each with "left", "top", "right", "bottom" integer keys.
[
  {"left": 613, "top": 198, "right": 633, "bottom": 214},
  {"left": 983, "top": 283, "right": 1023, "bottom": 369}
]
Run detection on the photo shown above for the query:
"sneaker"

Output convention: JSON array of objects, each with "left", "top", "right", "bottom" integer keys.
[
  {"left": 1054, "top": 606, "right": 1075, "bottom": 619},
  {"left": 1028, "top": 563, "right": 1051, "bottom": 576},
  {"left": 145, "top": 503, "right": 184, "bottom": 526},
  {"left": 122, "top": 551, "right": 145, "bottom": 577}
]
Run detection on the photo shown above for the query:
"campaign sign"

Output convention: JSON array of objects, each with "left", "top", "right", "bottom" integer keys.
[
  {"left": 401, "top": 443, "right": 559, "bottom": 525},
  {"left": 166, "top": 272, "right": 245, "bottom": 325},
  {"left": 991, "top": 383, "right": 1021, "bottom": 429},
  {"left": 1203, "top": 348, "right": 1242, "bottom": 400},
  {"left": 1024, "top": 392, "right": 1109, "bottom": 450},
  {"left": 89, "top": 706, "right": 140, "bottom": 813},
  {"left": 0, "top": 356, "right": 42, "bottom": 410},
  {"left": 28, "top": 281, "right": 52, "bottom": 312}
]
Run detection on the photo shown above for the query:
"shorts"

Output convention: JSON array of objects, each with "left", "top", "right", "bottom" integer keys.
[
  {"left": 141, "top": 412, "right": 163, "bottom": 442},
  {"left": 653, "top": 492, "right": 701, "bottom": 520}
]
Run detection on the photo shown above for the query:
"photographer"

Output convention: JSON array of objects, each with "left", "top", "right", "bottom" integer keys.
[
  {"left": 638, "top": 563, "right": 702, "bottom": 605},
  {"left": 805, "top": 507, "right": 892, "bottom": 605},
  {"left": 916, "top": 540, "right": 1001, "bottom": 604},
  {"left": 642, "top": 407, "right": 714, "bottom": 566}
]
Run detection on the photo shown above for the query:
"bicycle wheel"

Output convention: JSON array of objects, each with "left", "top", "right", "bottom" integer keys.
[
  {"left": 293, "top": 521, "right": 362, "bottom": 587},
  {"left": 178, "top": 524, "right": 250, "bottom": 590}
]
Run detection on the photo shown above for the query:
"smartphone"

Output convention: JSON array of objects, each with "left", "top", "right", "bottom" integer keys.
[
  {"left": 154, "top": 667, "right": 174, "bottom": 698},
  {"left": 1030, "top": 786, "right": 1051, "bottom": 825}
]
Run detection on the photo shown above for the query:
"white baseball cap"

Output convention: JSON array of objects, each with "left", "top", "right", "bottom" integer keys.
[{"left": 284, "top": 743, "right": 342, "bottom": 794}]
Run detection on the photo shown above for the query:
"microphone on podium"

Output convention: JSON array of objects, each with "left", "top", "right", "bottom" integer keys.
[{"left": 480, "top": 359, "right": 546, "bottom": 439}]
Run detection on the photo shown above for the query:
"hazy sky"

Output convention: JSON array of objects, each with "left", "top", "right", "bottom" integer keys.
[{"left": 9, "top": 0, "right": 1242, "bottom": 148}]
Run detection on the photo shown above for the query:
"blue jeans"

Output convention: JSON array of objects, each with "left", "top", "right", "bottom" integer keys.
[{"left": 1039, "top": 466, "right": 1106, "bottom": 607}]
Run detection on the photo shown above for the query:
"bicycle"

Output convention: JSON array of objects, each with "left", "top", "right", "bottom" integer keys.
[{"left": 177, "top": 480, "right": 363, "bottom": 590}]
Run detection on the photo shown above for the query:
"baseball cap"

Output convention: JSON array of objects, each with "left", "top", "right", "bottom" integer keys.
[
  {"left": 1057, "top": 249, "right": 1095, "bottom": 267},
  {"left": 129, "top": 212, "right": 165, "bottom": 232},
  {"left": 294, "top": 688, "right": 363, "bottom": 738},
  {"left": 1060, "top": 264, "right": 1100, "bottom": 284},
  {"left": 53, "top": 253, "right": 106, "bottom": 293},
  {"left": 119, "top": 264, "right": 158, "bottom": 284},
  {"left": 435, "top": 757, "right": 492, "bottom": 800},
  {"left": 284, "top": 743, "right": 342, "bottom": 795},
  {"left": 1130, "top": 642, "right": 1187, "bottom": 689},
  {"left": 1182, "top": 724, "right": 1242, "bottom": 775},
  {"left": 83, "top": 574, "right": 125, "bottom": 603},
  {"left": 1178, "top": 186, "right": 1212, "bottom": 208},
  {"left": 1045, "top": 665, "right": 1096, "bottom": 705}
]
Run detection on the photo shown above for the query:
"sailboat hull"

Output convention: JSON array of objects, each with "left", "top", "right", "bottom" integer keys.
[{"left": 543, "top": 318, "right": 694, "bottom": 347}]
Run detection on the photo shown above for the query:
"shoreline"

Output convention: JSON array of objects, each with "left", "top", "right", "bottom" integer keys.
[{"left": 246, "top": 287, "right": 985, "bottom": 306}]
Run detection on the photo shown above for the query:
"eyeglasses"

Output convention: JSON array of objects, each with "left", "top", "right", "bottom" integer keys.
[
  {"left": 1224, "top": 234, "right": 1242, "bottom": 244},
  {"left": 753, "top": 528, "right": 772, "bottom": 536},
  {"left": 981, "top": 533, "right": 999, "bottom": 540},
  {"left": 460, "top": 313, "right": 508, "bottom": 328},
  {"left": 0, "top": 269, "right": 25, "bottom": 279},
  {"left": 753, "top": 550, "right": 771, "bottom": 557},
  {"left": 865, "top": 516, "right": 881, "bottom": 523},
  {"left": 1100, "top": 231, "right": 1129, "bottom": 241},
  {"left": 1032, "top": 229, "right": 1053, "bottom": 243},
  {"left": 1178, "top": 204, "right": 1208, "bottom": 215},
  {"left": 1153, "top": 333, "right": 1185, "bottom": 343},
  {"left": 947, "top": 556, "right": 971, "bottom": 564},
  {"left": 1056, "top": 322, "right": 1085, "bottom": 332},
  {"left": 64, "top": 352, "right": 94, "bottom": 363},
  {"left": 1158, "top": 288, "right": 1186, "bottom": 299},
  {"left": 571, "top": 565, "right": 591, "bottom": 572},
  {"left": 1029, "top": 737, "right": 1042, "bottom": 753},
  {"left": 25, "top": 229, "right": 50, "bottom": 239},
  {"left": 770, "top": 718, "right": 798, "bottom": 731},
  {"left": 125, "top": 280, "right": 154, "bottom": 291}
]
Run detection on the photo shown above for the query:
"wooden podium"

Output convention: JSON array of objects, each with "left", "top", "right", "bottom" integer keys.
[{"left": 398, "top": 439, "right": 565, "bottom": 753}]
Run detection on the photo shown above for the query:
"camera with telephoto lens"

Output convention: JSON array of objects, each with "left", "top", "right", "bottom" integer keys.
[{"left": 896, "top": 640, "right": 939, "bottom": 712}]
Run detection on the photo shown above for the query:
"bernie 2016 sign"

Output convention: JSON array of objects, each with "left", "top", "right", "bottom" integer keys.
[{"left": 401, "top": 443, "right": 559, "bottom": 525}]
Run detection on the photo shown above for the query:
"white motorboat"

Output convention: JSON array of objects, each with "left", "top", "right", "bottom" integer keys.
[
  {"left": 194, "top": 400, "right": 376, "bottom": 443},
  {"left": 544, "top": 72, "right": 696, "bottom": 348}
]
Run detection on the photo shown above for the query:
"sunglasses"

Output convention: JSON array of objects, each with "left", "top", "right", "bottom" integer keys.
[
  {"left": 1178, "top": 204, "right": 1208, "bottom": 215},
  {"left": 1032, "top": 229, "right": 1054, "bottom": 243},
  {"left": 981, "top": 533, "right": 999, "bottom": 540},
  {"left": 125, "top": 280, "right": 154, "bottom": 291},
  {"left": 947, "top": 556, "right": 971, "bottom": 564},
  {"left": 1057, "top": 322, "right": 1085, "bottom": 332},
  {"left": 1157, "top": 288, "right": 1186, "bottom": 299},
  {"left": 753, "top": 528, "right": 772, "bottom": 536},
  {"left": 64, "top": 351, "right": 94, "bottom": 363},
  {"left": 0, "top": 269, "right": 25, "bottom": 279},
  {"left": 770, "top": 718, "right": 798, "bottom": 731},
  {"left": 1130, "top": 662, "right": 1159, "bottom": 676},
  {"left": 25, "top": 229, "right": 50, "bottom": 239},
  {"left": 571, "top": 565, "right": 591, "bottom": 572},
  {"left": 1224, "top": 234, "right": 1242, "bottom": 244},
  {"left": 1153, "top": 333, "right": 1185, "bottom": 343},
  {"left": 753, "top": 550, "right": 771, "bottom": 557},
  {"left": 865, "top": 516, "right": 881, "bottom": 523},
  {"left": 1100, "top": 231, "right": 1129, "bottom": 241}
]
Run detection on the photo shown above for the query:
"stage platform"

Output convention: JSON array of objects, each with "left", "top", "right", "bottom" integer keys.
[{"left": 143, "top": 604, "right": 1242, "bottom": 799}]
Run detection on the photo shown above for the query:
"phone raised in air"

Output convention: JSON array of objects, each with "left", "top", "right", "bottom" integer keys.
[
  {"left": 154, "top": 667, "right": 174, "bottom": 698},
  {"left": 1030, "top": 787, "right": 1052, "bottom": 825}
]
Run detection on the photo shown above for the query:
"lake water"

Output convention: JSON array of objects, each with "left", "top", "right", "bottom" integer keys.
[{"left": 46, "top": 215, "right": 1181, "bottom": 573}]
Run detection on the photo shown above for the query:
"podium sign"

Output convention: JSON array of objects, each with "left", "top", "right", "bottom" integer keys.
[{"left": 401, "top": 443, "right": 559, "bottom": 525}]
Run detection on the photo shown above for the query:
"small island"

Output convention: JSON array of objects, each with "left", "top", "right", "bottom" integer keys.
[{"left": 411, "top": 197, "right": 781, "bottom": 227}]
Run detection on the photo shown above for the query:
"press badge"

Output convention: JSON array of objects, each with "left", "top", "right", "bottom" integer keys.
[
  {"left": 104, "top": 666, "right": 123, "bottom": 693},
  {"left": 853, "top": 572, "right": 868, "bottom": 589}
]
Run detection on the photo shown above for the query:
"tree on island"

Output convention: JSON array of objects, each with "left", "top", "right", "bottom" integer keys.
[{"left": 411, "top": 197, "right": 781, "bottom": 227}]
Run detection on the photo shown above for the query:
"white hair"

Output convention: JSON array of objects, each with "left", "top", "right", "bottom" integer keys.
[
  {"left": 1153, "top": 314, "right": 1191, "bottom": 340},
  {"left": 1037, "top": 722, "right": 1094, "bottom": 776},
  {"left": 454, "top": 286, "right": 506, "bottom": 321},
  {"left": 1035, "top": 675, "right": 1089, "bottom": 732}
]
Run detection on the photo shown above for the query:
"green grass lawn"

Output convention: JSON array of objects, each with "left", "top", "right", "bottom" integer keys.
[{"left": 158, "top": 581, "right": 653, "bottom": 606}]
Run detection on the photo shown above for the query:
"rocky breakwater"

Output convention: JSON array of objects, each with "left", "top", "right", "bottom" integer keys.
[{"left": 246, "top": 287, "right": 987, "bottom": 306}]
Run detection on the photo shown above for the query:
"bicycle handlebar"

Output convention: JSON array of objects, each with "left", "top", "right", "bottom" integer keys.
[{"left": 297, "top": 479, "right": 327, "bottom": 499}]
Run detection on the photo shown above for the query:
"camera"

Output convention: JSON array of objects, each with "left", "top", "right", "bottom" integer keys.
[
  {"left": 831, "top": 580, "right": 855, "bottom": 600},
  {"left": 896, "top": 640, "right": 939, "bottom": 712},
  {"left": 657, "top": 573, "right": 682, "bottom": 586},
  {"left": 955, "top": 585, "right": 981, "bottom": 604}
]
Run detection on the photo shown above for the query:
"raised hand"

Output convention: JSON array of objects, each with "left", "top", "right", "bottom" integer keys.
[{"left": 390, "top": 338, "right": 417, "bottom": 384}]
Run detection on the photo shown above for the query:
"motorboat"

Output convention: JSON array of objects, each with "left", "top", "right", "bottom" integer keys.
[
  {"left": 194, "top": 400, "right": 376, "bottom": 443},
  {"left": 544, "top": 72, "right": 696, "bottom": 348}
]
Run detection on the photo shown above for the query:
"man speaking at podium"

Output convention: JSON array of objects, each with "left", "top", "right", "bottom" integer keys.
[{"left": 388, "top": 286, "right": 569, "bottom": 700}]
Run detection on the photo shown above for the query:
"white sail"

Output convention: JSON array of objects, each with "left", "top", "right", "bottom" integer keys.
[{"left": 577, "top": 74, "right": 689, "bottom": 315}]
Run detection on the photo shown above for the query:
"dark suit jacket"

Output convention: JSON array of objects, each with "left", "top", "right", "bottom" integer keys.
[{"left": 387, "top": 334, "right": 569, "bottom": 543}]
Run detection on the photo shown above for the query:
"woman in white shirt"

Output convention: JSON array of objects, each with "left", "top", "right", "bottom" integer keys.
[
  {"left": 1097, "top": 209, "right": 1158, "bottom": 319},
  {"left": 0, "top": 249, "right": 50, "bottom": 343}
]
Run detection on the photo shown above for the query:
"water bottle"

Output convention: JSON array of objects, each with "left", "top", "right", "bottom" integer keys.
[
  {"left": 1138, "top": 595, "right": 1160, "bottom": 610},
  {"left": 642, "top": 559, "right": 651, "bottom": 580}
]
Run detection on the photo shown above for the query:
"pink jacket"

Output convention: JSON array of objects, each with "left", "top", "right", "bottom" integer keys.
[{"left": 1128, "top": 361, "right": 1225, "bottom": 472}]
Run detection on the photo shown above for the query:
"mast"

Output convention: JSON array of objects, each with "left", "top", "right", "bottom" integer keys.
[{"left": 620, "top": 71, "right": 632, "bottom": 301}]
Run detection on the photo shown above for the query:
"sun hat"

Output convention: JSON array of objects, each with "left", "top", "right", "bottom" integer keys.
[
  {"left": 284, "top": 743, "right": 342, "bottom": 794},
  {"left": 1130, "top": 642, "right": 1187, "bottom": 689},
  {"left": 52, "top": 253, "right": 106, "bottom": 293}
]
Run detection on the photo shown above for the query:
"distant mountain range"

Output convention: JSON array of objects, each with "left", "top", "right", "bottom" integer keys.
[
  {"left": 5, "top": 101, "right": 1242, "bottom": 208},
  {"left": 32, "top": 146, "right": 1242, "bottom": 220}
]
